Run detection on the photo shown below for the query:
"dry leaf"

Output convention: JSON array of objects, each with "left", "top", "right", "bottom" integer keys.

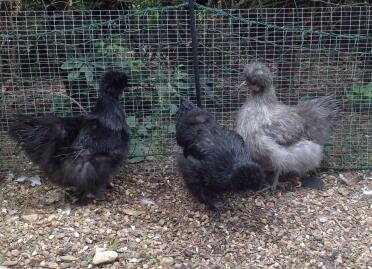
[{"left": 122, "top": 208, "right": 144, "bottom": 216}]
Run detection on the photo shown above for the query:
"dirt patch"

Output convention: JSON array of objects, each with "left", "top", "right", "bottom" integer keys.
[{"left": 0, "top": 159, "right": 371, "bottom": 268}]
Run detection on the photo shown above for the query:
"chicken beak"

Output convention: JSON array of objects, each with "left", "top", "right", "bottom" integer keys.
[{"left": 246, "top": 82, "right": 259, "bottom": 92}]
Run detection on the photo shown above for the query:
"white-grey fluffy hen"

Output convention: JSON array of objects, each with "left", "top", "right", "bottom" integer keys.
[{"left": 235, "top": 62, "right": 341, "bottom": 190}]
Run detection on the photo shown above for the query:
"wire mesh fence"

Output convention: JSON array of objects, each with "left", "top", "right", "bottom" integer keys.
[{"left": 0, "top": 4, "right": 371, "bottom": 175}]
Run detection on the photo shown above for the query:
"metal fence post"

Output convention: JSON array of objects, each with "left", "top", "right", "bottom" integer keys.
[{"left": 188, "top": 0, "right": 202, "bottom": 107}]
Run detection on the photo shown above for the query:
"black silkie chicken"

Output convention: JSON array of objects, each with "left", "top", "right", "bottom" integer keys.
[
  {"left": 176, "top": 98, "right": 266, "bottom": 209},
  {"left": 8, "top": 71, "right": 130, "bottom": 200}
]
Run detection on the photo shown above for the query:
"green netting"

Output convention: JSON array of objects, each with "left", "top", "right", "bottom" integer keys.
[{"left": 0, "top": 4, "right": 371, "bottom": 175}]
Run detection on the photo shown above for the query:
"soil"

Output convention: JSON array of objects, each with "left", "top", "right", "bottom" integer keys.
[{"left": 0, "top": 158, "right": 371, "bottom": 269}]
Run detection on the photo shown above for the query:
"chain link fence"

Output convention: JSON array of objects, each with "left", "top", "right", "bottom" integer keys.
[{"left": 1, "top": 4, "right": 371, "bottom": 175}]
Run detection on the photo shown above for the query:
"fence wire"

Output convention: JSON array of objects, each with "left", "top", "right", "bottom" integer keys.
[{"left": 0, "top": 5, "right": 371, "bottom": 175}]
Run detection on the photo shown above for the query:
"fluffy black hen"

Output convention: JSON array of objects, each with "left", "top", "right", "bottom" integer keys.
[
  {"left": 176, "top": 98, "right": 266, "bottom": 209},
  {"left": 8, "top": 71, "right": 130, "bottom": 200}
]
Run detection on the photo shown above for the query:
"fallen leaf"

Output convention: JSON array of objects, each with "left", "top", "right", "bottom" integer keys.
[{"left": 122, "top": 208, "right": 144, "bottom": 216}]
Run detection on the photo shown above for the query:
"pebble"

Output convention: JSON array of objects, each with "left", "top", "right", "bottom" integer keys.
[
  {"left": 92, "top": 247, "right": 118, "bottom": 265},
  {"left": 60, "top": 255, "right": 76, "bottom": 262},
  {"left": 47, "top": 214, "right": 57, "bottom": 222},
  {"left": 323, "top": 239, "right": 333, "bottom": 250},
  {"left": 10, "top": 250, "right": 20, "bottom": 256},
  {"left": 335, "top": 254, "right": 343, "bottom": 264},
  {"left": 160, "top": 257, "right": 175, "bottom": 266},
  {"left": 2, "top": 260, "right": 18, "bottom": 266},
  {"left": 339, "top": 173, "right": 358, "bottom": 186},
  {"left": 45, "top": 193, "right": 62, "bottom": 205},
  {"left": 21, "top": 214, "right": 38, "bottom": 222},
  {"left": 56, "top": 233, "right": 65, "bottom": 239},
  {"left": 59, "top": 263, "right": 70, "bottom": 269},
  {"left": 128, "top": 258, "right": 142, "bottom": 263},
  {"left": 338, "top": 188, "right": 350, "bottom": 196},
  {"left": 362, "top": 188, "right": 372, "bottom": 195},
  {"left": 47, "top": 262, "right": 59, "bottom": 268},
  {"left": 130, "top": 251, "right": 141, "bottom": 259}
]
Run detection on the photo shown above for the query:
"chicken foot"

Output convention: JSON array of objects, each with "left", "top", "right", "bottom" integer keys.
[{"left": 257, "top": 170, "right": 292, "bottom": 193}]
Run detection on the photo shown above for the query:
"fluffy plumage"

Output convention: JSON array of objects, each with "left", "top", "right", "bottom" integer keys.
[
  {"left": 235, "top": 62, "right": 341, "bottom": 190},
  {"left": 8, "top": 71, "right": 130, "bottom": 200},
  {"left": 176, "top": 98, "right": 266, "bottom": 209}
]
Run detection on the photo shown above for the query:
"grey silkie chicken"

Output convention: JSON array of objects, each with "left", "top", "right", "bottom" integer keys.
[
  {"left": 176, "top": 97, "right": 266, "bottom": 209},
  {"left": 235, "top": 62, "right": 341, "bottom": 191},
  {"left": 8, "top": 71, "right": 130, "bottom": 201}
]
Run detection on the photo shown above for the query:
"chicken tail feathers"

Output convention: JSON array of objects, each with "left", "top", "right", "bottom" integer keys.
[
  {"left": 99, "top": 71, "right": 128, "bottom": 98},
  {"left": 297, "top": 95, "right": 342, "bottom": 145},
  {"left": 8, "top": 114, "right": 65, "bottom": 164},
  {"left": 231, "top": 162, "right": 266, "bottom": 190}
]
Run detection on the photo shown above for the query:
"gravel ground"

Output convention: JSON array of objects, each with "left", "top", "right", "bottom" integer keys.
[{"left": 0, "top": 158, "right": 371, "bottom": 269}]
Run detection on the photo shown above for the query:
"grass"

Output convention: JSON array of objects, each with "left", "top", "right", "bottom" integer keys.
[
  {"left": 108, "top": 236, "right": 119, "bottom": 252},
  {"left": 86, "top": 250, "right": 95, "bottom": 264}
]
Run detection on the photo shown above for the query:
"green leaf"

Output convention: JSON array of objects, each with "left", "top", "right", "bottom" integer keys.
[
  {"left": 80, "top": 64, "right": 94, "bottom": 83},
  {"left": 362, "top": 84, "right": 372, "bottom": 97},
  {"left": 127, "top": 116, "right": 136, "bottom": 128},
  {"left": 137, "top": 125, "right": 148, "bottom": 136},
  {"left": 93, "top": 62, "right": 106, "bottom": 69},
  {"left": 128, "top": 156, "right": 146, "bottom": 164},
  {"left": 128, "top": 139, "right": 145, "bottom": 163},
  {"left": 92, "top": 83, "right": 99, "bottom": 90},
  {"left": 175, "top": 81, "right": 190, "bottom": 90},
  {"left": 345, "top": 92, "right": 354, "bottom": 103},
  {"left": 50, "top": 95, "right": 73, "bottom": 117},
  {"left": 148, "top": 11, "right": 160, "bottom": 23},
  {"left": 113, "top": 60, "right": 129, "bottom": 69},
  {"left": 197, "top": 11, "right": 206, "bottom": 23},
  {"left": 166, "top": 123, "right": 176, "bottom": 134},
  {"left": 170, "top": 104, "right": 179, "bottom": 116},
  {"left": 67, "top": 70, "right": 81, "bottom": 81},
  {"left": 61, "top": 60, "right": 83, "bottom": 70},
  {"left": 142, "top": 116, "right": 155, "bottom": 129}
]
